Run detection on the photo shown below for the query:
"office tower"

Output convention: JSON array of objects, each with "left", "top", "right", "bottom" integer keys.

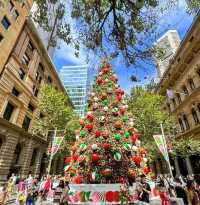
[
  {"left": 60, "top": 65, "right": 89, "bottom": 118},
  {"left": 154, "top": 30, "right": 181, "bottom": 78}
]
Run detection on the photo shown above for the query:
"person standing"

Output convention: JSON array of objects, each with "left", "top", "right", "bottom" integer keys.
[
  {"left": 174, "top": 178, "right": 188, "bottom": 205},
  {"left": 138, "top": 174, "right": 151, "bottom": 203},
  {"left": 186, "top": 180, "right": 199, "bottom": 205}
]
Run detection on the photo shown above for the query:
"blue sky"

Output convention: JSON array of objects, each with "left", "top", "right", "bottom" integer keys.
[{"left": 53, "top": 0, "right": 194, "bottom": 93}]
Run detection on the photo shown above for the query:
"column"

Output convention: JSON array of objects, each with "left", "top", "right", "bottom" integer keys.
[
  {"left": 33, "top": 150, "right": 42, "bottom": 177},
  {"left": 20, "top": 139, "right": 34, "bottom": 178},
  {"left": 185, "top": 156, "right": 193, "bottom": 175},
  {"left": 174, "top": 157, "right": 181, "bottom": 177},
  {"left": 155, "top": 159, "right": 162, "bottom": 175},
  {"left": 0, "top": 134, "right": 19, "bottom": 181}
]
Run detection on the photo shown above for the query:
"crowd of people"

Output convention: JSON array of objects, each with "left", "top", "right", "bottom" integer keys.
[
  {"left": 1, "top": 173, "right": 200, "bottom": 205},
  {"left": 0, "top": 174, "right": 69, "bottom": 205},
  {"left": 134, "top": 174, "right": 200, "bottom": 205}
]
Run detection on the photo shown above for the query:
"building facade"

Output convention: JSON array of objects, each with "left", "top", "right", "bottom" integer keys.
[
  {"left": 60, "top": 65, "right": 89, "bottom": 118},
  {"left": 154, "top": 30, "right": 181, "bottom": 78},
  {"left": 0, "top": 1, "right": 70, "bottom": 181},
  {"left": 155, "top": 14, "right": 200, "bottom": 176}
]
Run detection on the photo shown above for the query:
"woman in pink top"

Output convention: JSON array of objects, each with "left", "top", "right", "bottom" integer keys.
[
  {"left": 18, "top": 178, "right": 26, "bottom": 192},
  {"left": 43, "top": 177, "right": 52, "bottom": 199}
]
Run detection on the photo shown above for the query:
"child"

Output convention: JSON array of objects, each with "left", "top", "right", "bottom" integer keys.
[
  {"left": 17, "top": 192, "right": 26, "bottom": 205},
  {"left": 26, "top": 189, "right": 34, "bottom": 205},
  {"left": 35, "top": 191, "right": 43, "bottom": 205}
]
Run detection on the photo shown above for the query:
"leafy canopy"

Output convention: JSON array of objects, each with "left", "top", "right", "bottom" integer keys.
[
  {"left": 33, "top": 84, "right": 80, "bottom": 137},
  {"left": 127, "top": 86, "right": 174, "bottom": 160},
  {"left": 32, "top": 0, "right": 199, "bottom": 66}
]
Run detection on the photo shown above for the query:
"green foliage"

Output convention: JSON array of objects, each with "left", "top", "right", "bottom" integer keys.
[
  {"left": 127, "top": 87, "right": 174, "bottom": 159},
  {"left": 186, "top": 0, "right": 200, "bottom": 14},
  {"left": 170, "top": 137, "right": 200, "bottom": 157},
  {"left": 32, "top": 0, "right": 199, "bottom": 66},
  {"left": 33, "top": 84, "right": 80, "bottom": 136}
]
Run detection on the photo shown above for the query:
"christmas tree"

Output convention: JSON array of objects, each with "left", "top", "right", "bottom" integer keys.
[{"left": 64, "top": 62, "right": 150, "bottom": 184}]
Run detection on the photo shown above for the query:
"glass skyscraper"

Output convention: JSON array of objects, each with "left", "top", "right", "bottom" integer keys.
[{"left": 59, "top": 65, "right": 89, "bottom": 118}]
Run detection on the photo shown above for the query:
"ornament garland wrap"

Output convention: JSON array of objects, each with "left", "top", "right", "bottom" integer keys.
[{"left": 65, "top": 62, "right": 150, "bottom": 184}]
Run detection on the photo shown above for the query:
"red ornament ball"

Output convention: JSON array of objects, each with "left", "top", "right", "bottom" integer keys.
[
  {"left": 65, "top": 156, "right": 71, "bottom": 164},
  {"left": 96, "top": 77, "right": 103, "bottom": 85},
  {"left": 91, "top": 153, "right": 100, "bottom": 162},
  {"left": 102, "top": 168, "right": 112, "bottom": 177},
  {"left": 131, "top": 134, "right": 139, "bottom": 143},
  {"left": 103, "top": 143, "right": 111, "bottom": 151},
  {"left": 86, "top": 114, "right": 94, "bottom": 122},
  {"left": 95, "top": 130, "right": 101, "bottom": 137},
  {"left": 143, "top": 167, "right": 150, "bottom": 175},
  {"left": 85, "top": 123, "right": 93, "bottom": 131},
  {"left": 73, "top": 154, "right": 79, "bottom": 162},
  {"left": 127, "top": 168, "right": 136, "bottom": 179},
  {"left": 79, "top": 119, "right": 85, "bottom": 127},
  {"left": 74, "top": 175, "right": 83, "bottom": 184},
  {"left": 106, "top": 191, "right": 114, "bottom": 202},
  {"left": 132, "top": 155, "right": 142, "bottom": 166},
  {"left": 114, "top": 121, "right": 122, "bottom": 129}
]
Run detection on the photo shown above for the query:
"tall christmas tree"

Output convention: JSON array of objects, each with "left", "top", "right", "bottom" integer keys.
[{"left": 64, "top": 62, "right": 150, "bottom": 184}]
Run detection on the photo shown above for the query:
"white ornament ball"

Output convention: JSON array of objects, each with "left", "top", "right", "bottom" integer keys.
[
  {"left": 91, "top": 144, "right": 98, "bottom": 150},
  {"left": 132, "top": 145, "right": 138, "bottom": 152},
  {"left": 105, "top": 78, "right": 109, "bottom": 82},
  {"left": 136, "top": 140, "right": 141, "bottom": 146},
  {"left": 143, "top": 157, "right": 148, "bottom": 163},
  {"left": 93, "top": 103, "right": 98, "bottom": 108},
  {"left": 94, "top": 97, "right": 98, "bottom": 102},
  {"left": 100, "top": 116, "right": 105, "bottom": 121},
  {"left": 115, "top": 84, "right": 119, "bottom": 88},
  {"left": 104, "top": 106, "right": 109, "bottom": 112},
  {"left": 87, "top": 111, "right": 92, "bottom": 115},
  {"left": 125, "top": 105, "right": 128, "bottom": 109},
  {"left": 91, "top": 92, "right": 95, "bottom": 97},
  {"left": 129, "top": 121, "right": 134, "bottom": 126},
  {"left": 140, "top": 161, "right": 146, "bottom": 168},
  {"left": 99, "top": 72, "right": 103, "bottom": 76},
  {"left": 76, "top": 135, "right": 79, "bottom": 140}
]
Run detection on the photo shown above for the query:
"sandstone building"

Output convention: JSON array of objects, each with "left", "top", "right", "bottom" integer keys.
[
  {"left": 155, "top": 13, "right": 200, "bottom": 176},
  {"left": 0, "top": 1, "right": 71, "bottom": 181}
]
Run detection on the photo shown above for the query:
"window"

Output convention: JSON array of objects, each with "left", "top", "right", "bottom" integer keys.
[
  {"left": 188, "top": 79, "right": 195, "bottom": 90},
  {"left": 178, "top": 118, "right": 184, "bottom": 132},
  {"left": 1, "top": 16, "right": 11, "bottom": 30},
  {"left": 21, "top": 53, "right": 30, "bottom": 66},
  {"left": 0, "top": 33, "right": 3, "bottom": 42},
  {"left": 172, "top": 98, "right": 176, "bottom": 108},
  {"left": 12, "top": 87, "right": 20, "bottom": 97},
  {"left": 30, "top": 148, "right": 37, "bottom": 166},
  {"left": 8, "top": 0, "right": 14, "bottom": 11},
  {"left": 3, "top": 102, "right": 14, "bottom": 121},
  {"left": 197, "top": 104, "right": 200, "bottom": 112},
  {"left": 18, "top": 68, "right": 25, "bottom": 80},
  {"left": 22, "top": 115, "right": 31, "bottom": 131},
  {"left": 176, "top": 93, "right": 182, "bottom": 104},
  {"left": 182, "top": 85, "right": 189, "bottom": 95},
  {"left": 38, "top": 76, "right": 42, "bottom": 84},
  {"left": 166, "top": 103, "right": 171, "bottom": 112},
  {"left": 38, "top": 63, "right": 44, "bottom": 73},
  {"left": 192, "top": 108, "right": 199, "bottom": 124},
  {"left": 34, "top": 89, "right": 38, "bottom": 97},
  {"left": 47, "top": 76, "right": 52, "bottom": 84},
  {"left": 40, "top": 113, "right": 44, "bottom": 118},
  {"left": 197, "top": 68, "right": 200, "bottom": 77},
  {"left": 13, "top": 9, "right": 19, "bottom": 20},
  {"left": 28, "top": 103, "right": 35, "bottom": 112},
  {"left": 183, "top": 114, "right": 190, "bottom": 130},
  {"left": 27, "top": 41, "right": 34, "bottom": 52}
]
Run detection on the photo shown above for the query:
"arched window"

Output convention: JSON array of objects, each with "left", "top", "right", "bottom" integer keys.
[
  {"left": 172, "top": 98, "right": 176, "bottom": 108},
  {"left": 0, "top": 138, "right": 2, "bottom": 150},
  {"left": 178, "top": 118, "right": 185, "bottom": 132},
  {"left": 14, "top": 143, "right": 21, "bottom": 164},
  {"left": 182, "top": 85, "right": 189, "bottom": 95},
  {"left": 188, "top": 79, "right": 195, "bottom": 90},
  {"left": 183, "top": 114, "right": 190, "bottom": 130},
  {"left": 192, "top": 108, "right": 199, "bottom": 124},
  {"left": 176, "top": 93, "right": 182, "bottom": 104},
  {"left": 197, "top": 103, "right": 200, "bottom": 113},
  {"left": 196, "top": 68, "right": 200, "bottom": 77},
  {"left": 30, "top": 148, "right": 37, "bottom": 166}
]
